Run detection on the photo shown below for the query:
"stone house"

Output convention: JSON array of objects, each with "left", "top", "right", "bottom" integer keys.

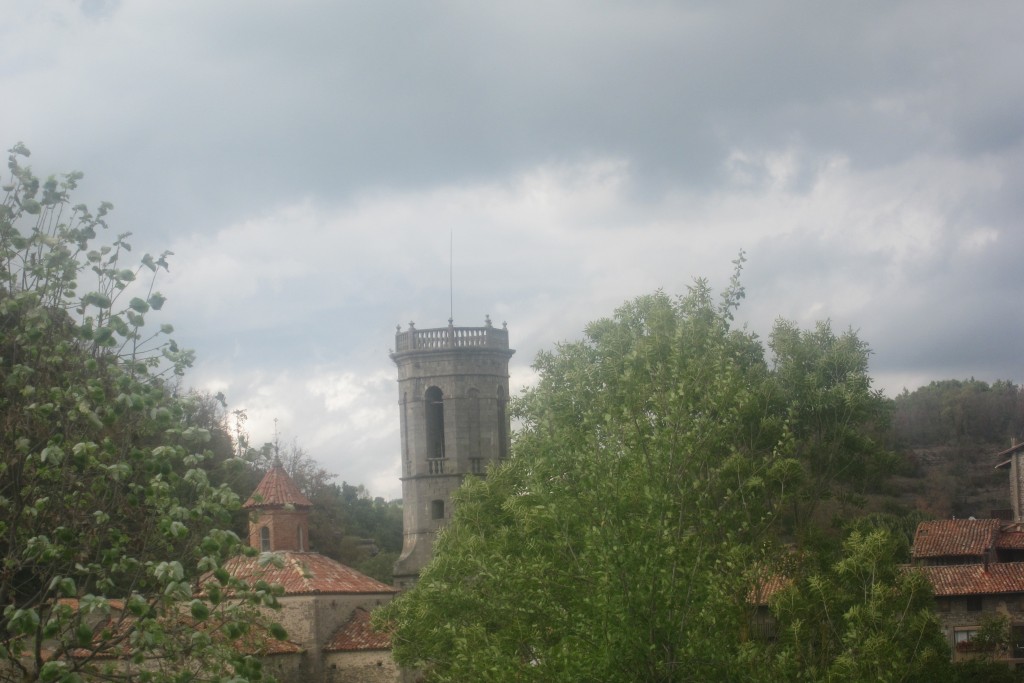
[
  {"left": 225, "top": 463, "right": 399, "bottom": 682},
  {"left": 911, "top": 441, "right": 1024, "bottom": 666}
]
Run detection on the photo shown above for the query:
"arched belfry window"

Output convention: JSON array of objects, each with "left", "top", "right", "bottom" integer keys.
[
  {"left": 425, "top": 386, "right": 445, "bottom": 460},
  {"left": 259, "top": 526, "right": 271, "bottom": 552}
]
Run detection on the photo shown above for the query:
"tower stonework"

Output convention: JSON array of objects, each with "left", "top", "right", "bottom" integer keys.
[{"left": 390, "top": 318, "right": 514, "bottom": 589}]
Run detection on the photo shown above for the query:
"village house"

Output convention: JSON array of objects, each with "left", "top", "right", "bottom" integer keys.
[{"left": 911, "top": 441, "right": 1024, "bottom": 666}]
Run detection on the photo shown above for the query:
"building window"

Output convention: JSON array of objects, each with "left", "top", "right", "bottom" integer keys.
[
  {"left": 955, "top": 628, "right": 980, "bottom": 653},
  {"left": 259, "top": 526, "right": 271, "bottom": 552},
  {"left": 403, "top": 391, "right": 413, "bottom": 476},
  {"left": 297, "top": 525, "right": 304, "bottom": 551},
  {"left": 936, "top": 598, "right": 951, "bottom": 612},
  {"left": 470, "top": 457, "right": 484, "bottom": 474},
  {"left": 431, "top": 499, "right": 445, "bottom": 520},
  {"left": 497, "top": 385, "right": 508, "bottom": 459},
  {"left": 425, "top": 386, "right": 445, "bottom": 460},
  {"left": 1012, "top": 624, "right": 1024, "bottom": 659},
  {"left": 966, "top": 596, "right": 983, "bottom": 612},
  {"left": 468, "top": 388, "right": 481, "bottom": 458}
]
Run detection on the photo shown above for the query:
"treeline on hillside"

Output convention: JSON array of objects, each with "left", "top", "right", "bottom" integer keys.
[
  {"left": 886, "top": 380, "right": 1024, "bottom": 520},
  {"left": 892, "top": 379, "right": 1024, "bottom": 447},
  {"left": 179, "top": 393, "right": 402, "bottom": 583}
]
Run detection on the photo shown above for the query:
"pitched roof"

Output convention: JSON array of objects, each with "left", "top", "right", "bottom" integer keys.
[
  {"left": 912, "top": 519, "right": 1000, "bottom": 559},
  {"left": 232, "top": 629, "right": 305, "bottom": 656},
  {"left": 914, "top": 563, "right": 1024, "bottom": 596},
  {"left": 997, "top": 531, "right": 1024, "bottom": 550},
  {"left": 62, "top": 602, "right": 304, "bottom": 660},
  {"left": 243, "top": 465, "right": 313, "bottom": 509},
  {"left": 324, "top": 608, "right": 391, "bottom": 652},
  {"left": 221, "top": 551, "right": 397, "bottom": 596}
]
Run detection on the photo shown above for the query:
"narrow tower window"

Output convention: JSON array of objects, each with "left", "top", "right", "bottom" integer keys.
[
  {"left": 425, "top": 386, "right": 445, "bottom": 460},
  {"left": 259, "top": 526, "right": 271, "bottom": 552},
  {"left": 468, "top": 388, "right": 481, "bottom": 458},
  {"left": 497, "top": 385, "right": 508, "bottom": 459},
  {"left": 402, "top": 391, "right": 411, "bottom": 475},
  {"left": 297, "top": 525, "right": 304, "bottom": 551},
  {"left": 431, "top": 499, "right": 445, "bottom": 520}
]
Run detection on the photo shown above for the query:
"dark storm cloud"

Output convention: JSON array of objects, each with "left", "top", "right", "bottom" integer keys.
[{"left": 11, "top": 0, "right": 1018, "bottom": 232}]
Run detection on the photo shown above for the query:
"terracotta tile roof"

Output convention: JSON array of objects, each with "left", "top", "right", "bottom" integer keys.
[
  {"left": 914, "top": 562, "right": 1024, "bottom": 596},
  {"left": 997, "top": 531, "right": 1024, "bottom": 550},
  {"left": 243, "top": 465, "right": 313, "bottom": 509},
  {"left": 324, "top": 608, "right": 391, "bottom": 652},
  {"left": 64, "top": 604, "right": 303, "bottom": 659},
  {"left": 220, "top": 551, "right": 397, "bottom": 596},
  {"left": 912, "top": 519, "right": 1000, "bottom": 559},
  {"left": 232, "top": 629, "right": 304, "bottom": 656},
  {"left": 748, "top": 575, "right": 791, "bottom": 606}
]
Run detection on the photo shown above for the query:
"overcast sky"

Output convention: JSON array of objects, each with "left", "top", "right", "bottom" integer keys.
[{"left": 3, "top": 1, "right": 1022, "bottom": 499}]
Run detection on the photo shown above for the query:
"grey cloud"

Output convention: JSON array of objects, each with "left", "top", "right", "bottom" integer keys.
[{"left": 4, "top": 0, "right": 1023, "bottom": 496}]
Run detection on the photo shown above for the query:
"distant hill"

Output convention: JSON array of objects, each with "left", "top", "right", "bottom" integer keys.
[{"left": 882, "top": 379, "right": 1024, "bottom": 520}]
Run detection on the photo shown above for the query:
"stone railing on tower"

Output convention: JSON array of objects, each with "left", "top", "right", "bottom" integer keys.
[{"left": 394, "top": 316, "right": 510, "bottom": 353}]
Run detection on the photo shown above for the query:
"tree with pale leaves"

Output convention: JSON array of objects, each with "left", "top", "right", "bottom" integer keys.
[{"left": 0, "top": 144, "right": 285, "bottom": 683}]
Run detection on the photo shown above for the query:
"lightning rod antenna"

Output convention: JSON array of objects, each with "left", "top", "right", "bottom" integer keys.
[{"left": 449, "top": 227, "right": 454, "bottom": 324}]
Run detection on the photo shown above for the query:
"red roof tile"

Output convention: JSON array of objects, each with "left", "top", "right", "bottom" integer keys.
[
  {"left": 65, "top": 604, "right": 304, "bottom": 659},
  {"left": 232, "top": 629, "right": 304, "bottom": 656},
  {"left": 748, "top": 575, "right": 791, "bottom": 606},
  {"left": 912, "top": 519, "right": 1000, "bottom": 559},
  {"left": 914, "top": 563, "right": 1024, "bottom": 596},
  {"left": 997, "top": 531, "right": 1024, "bottom": 550},
  {"left": 324, "top": 608, "right": 391, "bottom": 652},
  {"left": 220, "top": 551, "right": 397, "bottom": 596},
  {"left": 244, "top": 466, "right": 313, "bottom": 509}
]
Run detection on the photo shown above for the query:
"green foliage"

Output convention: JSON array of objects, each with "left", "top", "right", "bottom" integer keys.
[
  {"left": 893, "top": 378, "right": 1024, "bottom": 446},
  {"left": 0, "top": 144, "right": 278, "bottom": 683},
  {"left": 306, "top": 481, "right": 402, "bottom": 583},
  {"left": 768, "top": 319, "right": 895, "bottom": 534},
  {"left": 378, "top": 262, "right": 921, "bottom": 682},
  {"left": 766, "top": 529, "right": 951, "bottom": 682}
]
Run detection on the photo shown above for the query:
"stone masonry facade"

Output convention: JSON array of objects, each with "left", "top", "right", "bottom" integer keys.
[{"left": 390, "top": 319, "right": 514, "bottom": 589}]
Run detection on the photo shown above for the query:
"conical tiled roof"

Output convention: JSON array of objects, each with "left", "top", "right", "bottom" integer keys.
[
  {"left": 243, "top": 465, "right": 313, "bottom": 509},
  {"left": 221, "top": 552, "right": 397, "bottom": 596}
]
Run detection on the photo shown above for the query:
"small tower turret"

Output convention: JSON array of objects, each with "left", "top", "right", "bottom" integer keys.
[{"left": 243, "top": 461, "right": 313, "bottom": 552}]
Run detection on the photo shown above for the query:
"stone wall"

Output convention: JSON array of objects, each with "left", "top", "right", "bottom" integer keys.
[
  {"left": 391, "top": 331, "right": 514, "bottom": 586},
  {"left": 261, "top": 652, "right": 315, "bottom": 682},
  {"left": 324, "top": 651, "right": 397, "bottom": 683},
  {"left": 936, "top": 594, "right": 1024, "bottom": 664}
]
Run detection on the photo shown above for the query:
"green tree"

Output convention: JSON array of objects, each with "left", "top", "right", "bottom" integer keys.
[
  {"left": 378, "top": 266, "right": 920, "bottom": 682},
  {"left": 379, "top": 274, "right": 801, "bottom": 681},
  {"left": 0, "top": 144, "right": 282, "bottom": 683},
  {"left": 767, "top": 529, "right": 950, "bottom": 682},
  {"left": 767, "top": 319, "right": 895, "bottom": 536}
]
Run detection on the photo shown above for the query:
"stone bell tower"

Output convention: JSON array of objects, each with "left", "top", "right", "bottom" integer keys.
[{"left": 390, "top": 317, "right": 514, "bottom": 589}]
